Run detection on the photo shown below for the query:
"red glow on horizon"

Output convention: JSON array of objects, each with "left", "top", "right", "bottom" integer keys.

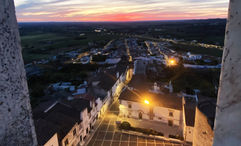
[
  {"left": 17, "top": 12, "right": 227, "bottom": 22},
  {"left": 15, "top": 0, "right": 228, "bottom": 22},
  {"left": 84, "top": 11, "right": 226, "bottom": 22}
]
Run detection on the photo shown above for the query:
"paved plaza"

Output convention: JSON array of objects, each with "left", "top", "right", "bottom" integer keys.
[{"left": 86, "top": 102, "right": 189, "bottom": 146}]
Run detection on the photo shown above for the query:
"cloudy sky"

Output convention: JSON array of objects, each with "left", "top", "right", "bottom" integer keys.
[{"left": 14, "top": 0, "right": 229, "bottom": 22}]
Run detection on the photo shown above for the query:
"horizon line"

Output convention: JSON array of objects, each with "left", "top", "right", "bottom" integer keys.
[{"left": 17, "top": 17, "right": 226, "bottom": 23}]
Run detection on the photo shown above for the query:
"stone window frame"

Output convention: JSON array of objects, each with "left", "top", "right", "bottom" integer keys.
[
  {"left": 128, "top": 102, "right": 132, "bottom": 108},
  {"left": 73, "top": 128, "right": 76, "bottom": 136},
  {"left": 169, "top": 111, "right": 174, "bottom": 117},
  {"left": 64, "top": 139, "right": 69, "bottom": 146}
]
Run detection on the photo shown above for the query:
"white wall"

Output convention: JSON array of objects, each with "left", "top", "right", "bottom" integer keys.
[
  {"left": 193, "top": 108, "right": 214, "bottom": 146},
  {"left": 81, "top": 108, "right": 91, "bottom": 137},
  {"left": 119, "top": 100, "right": 150, "bottom": 120},
  {"left": 119, "top": 100, "right": 182, "bottom": 126},
  {"left": 153, "top": 106, "right": 181, "bottom": 126},
  {"left": 96, "top": 98, "right": 103, "bottom": 117},
  {"left": 186, "top": 126, "right": 194, "bottom": 142},
  {"left": 90, "top": 102, "right": 97, "bottom": 125}
]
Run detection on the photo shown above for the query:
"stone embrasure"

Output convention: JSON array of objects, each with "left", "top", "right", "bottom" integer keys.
[
  {"left": 0, "top": 0, "right": 37, "bottom": 145},
  {"left": 213, "top": 0, "right": 241, "bottom": 146}
]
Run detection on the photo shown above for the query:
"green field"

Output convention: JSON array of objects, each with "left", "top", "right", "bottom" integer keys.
[
  {"left": 21, "top": 32, "right": 119, "bottom": 63},
  {"left": 169, "top": 42, "right": 223, "bottom": 57}
]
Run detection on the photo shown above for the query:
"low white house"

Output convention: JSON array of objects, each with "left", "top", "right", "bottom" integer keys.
[
  {"left": 72, "top": 88, "right": 86, "bottom": 96},
  {"left": 119, "top": 86, "right": 183, "bottom": 127},
  {"left": 118, "top": 72, "right": 197, "bottom": 142},
  {"left": 50, "top": 82, "right": 75, "bottom": 92},
  {"left": 183, "top": 52, "right": 202, "bottom": 61}
]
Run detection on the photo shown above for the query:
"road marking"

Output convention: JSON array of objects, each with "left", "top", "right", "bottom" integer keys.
[
  {"left": 145, "top": 137, "right": 147, "bottom": 146},
  {"left": 119, "top": 133, "right": 123, "bottom": 146},
  {"left": 110, "top": 131, "right": 115, "bottom": 146},
  {"left": 101, "top": 119, "right": 111, "bottom": 146},
  {"left": 137, "top": 135, "right": 139, "bottom": 146},
  {"left": 128, "top": 131, "right": 130, "bottom": 146}
]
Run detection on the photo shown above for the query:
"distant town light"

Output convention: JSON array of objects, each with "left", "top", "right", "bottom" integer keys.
[
  {"left": 144, "top": 99, "right": 150, "bottom": 105},
  {"left": 168, "top": 58, "right": 177, "bottom": 66},
  {"left": 170, "top": 59, "right": 175, "bottom": 64}
]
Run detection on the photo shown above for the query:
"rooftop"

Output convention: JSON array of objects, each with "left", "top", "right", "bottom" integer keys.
[
  {"left": 119, "top": 74, "right": 182, "bottom": 110},
  {"left": 35, "top": 119, "right": 60, "bottom": 146},
  {"left": 88, "top": 60, "right": 128, "bottom": 98},
  {"left": 61, "top": 98, "right": 91, "bottom": 112},
  {"left": 119, "top": 88, "right": 182, "bottom": 110},
  {"left": 134, "top": 60, "right": 147, "bottom": 75},
  {"left": 33, "top": 98, "right": 91, "bottom": 145},
  {"left": 128, "top": 74, "right": 153, "bottom": 90}
]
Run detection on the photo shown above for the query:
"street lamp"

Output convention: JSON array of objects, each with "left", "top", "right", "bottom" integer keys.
[
  {"left": 167, "top": 58, "right": 177, "bottom": 66},
  {"left": 144, "top": 99, "right": 150, "bottom": 105}
]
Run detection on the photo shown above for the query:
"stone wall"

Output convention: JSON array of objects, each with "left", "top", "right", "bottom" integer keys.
[
  {"left": 0, "top": 0, "right": 37, "bottom": 145},
  {"left": 193, "top": 108, "right": 213, "bottom": 146},
  {"left": 213, "top": 0, "right": 241, "bottom": 145}
]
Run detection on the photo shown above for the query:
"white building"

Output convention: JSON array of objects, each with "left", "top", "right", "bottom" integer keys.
[
  {"left": 34, "top": 60, "right": 133, "bottom": 146},
  {"left": 118, "top": 72, "right": 197, "bottom": 143},
  {"left": 34, "top": 98, "right": 97, "bottom": 146},
  {"left": 50, "top": 82, "right": 75, "bottom": 92},
  {"left": 183, "top": 52, "right": 202, "bottom": 61},
  {"left": 119, "top": 75, "right": 183, "bottom": 130}
]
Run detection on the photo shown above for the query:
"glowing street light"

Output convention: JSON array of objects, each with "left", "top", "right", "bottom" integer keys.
[
  {"left": 170, "top": 59, "right": 175, "bottom": 65},
  {"left": 144, "top": 99, "right": 150, "bottom": 105},
  {"left": 167, "top": 58, "right": 177, "bottom": 66}
]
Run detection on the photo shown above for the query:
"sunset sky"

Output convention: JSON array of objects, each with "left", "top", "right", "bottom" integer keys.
[{"left": 15, "top": 0, "right": 229, "bottom": 22}]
